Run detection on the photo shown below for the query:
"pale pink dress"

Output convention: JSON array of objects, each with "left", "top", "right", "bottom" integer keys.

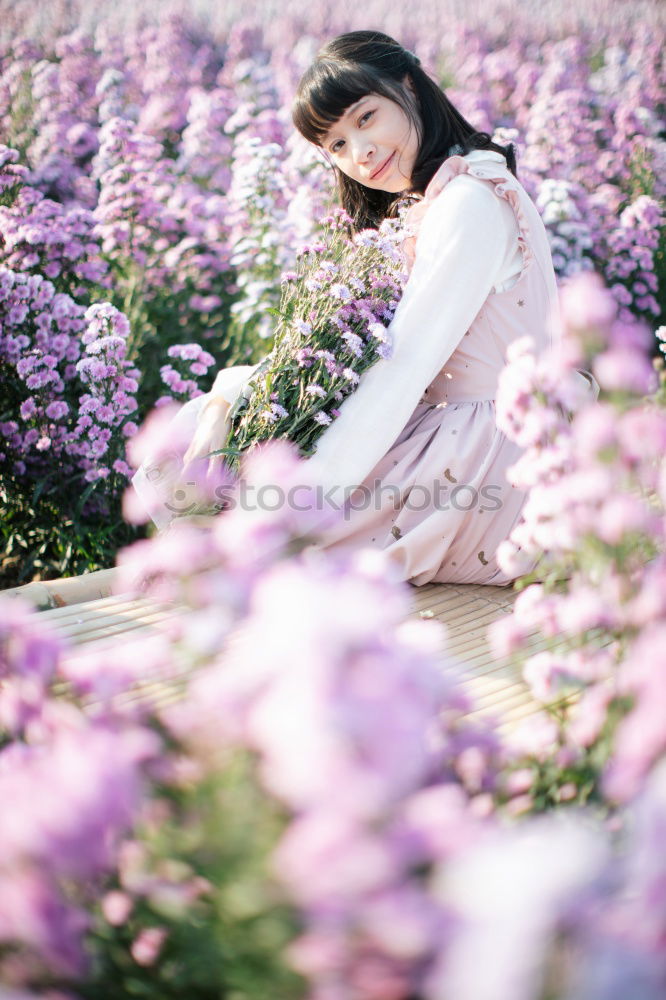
[
  {"left": 302, "top": 150, "right": 558, "bottom": 585},
  {"left": 132, "top": 150, "right": 594, "bottom": 585}
]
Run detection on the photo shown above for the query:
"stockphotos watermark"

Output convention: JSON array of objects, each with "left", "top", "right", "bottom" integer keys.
[{"left": 160, "top": 476, "right": 505, "bottom": 519}]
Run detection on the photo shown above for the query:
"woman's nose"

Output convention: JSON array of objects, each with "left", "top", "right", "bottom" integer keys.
[{"left": 351, "top": 139, "right": 374, "bottom": 167}]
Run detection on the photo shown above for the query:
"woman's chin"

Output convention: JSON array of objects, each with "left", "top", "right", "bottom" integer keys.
[
  {"left": 369, "top": 177, "right": 410, "bottom": 194},
  {"left": 383, "top": 182, "right": 412, "bottom": 195}
]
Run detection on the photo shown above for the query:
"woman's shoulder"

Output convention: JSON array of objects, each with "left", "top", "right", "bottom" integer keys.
[
  {"left": 423, "top": 149, "right": 511, "bottom": 203},
  {"left": 400, "top": 149, "right": 528, "bottom": 275},
  {"left": 407, "top": 151, "right": 513, "bottom": 238}
]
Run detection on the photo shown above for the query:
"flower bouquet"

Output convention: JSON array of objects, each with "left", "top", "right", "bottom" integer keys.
[{"left": 215, "top": 207, "right": 409, "bottom": 476}]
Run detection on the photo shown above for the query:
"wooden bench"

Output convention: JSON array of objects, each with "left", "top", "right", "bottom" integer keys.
[{"left": 3, "top": 568, "right": 556, "bottom": 735}]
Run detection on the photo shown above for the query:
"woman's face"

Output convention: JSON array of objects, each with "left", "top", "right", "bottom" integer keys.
[{"left": 321, "top": 83, "right": 420, "bottom": 193}]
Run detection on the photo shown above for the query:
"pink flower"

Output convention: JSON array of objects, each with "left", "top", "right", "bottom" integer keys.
[
  {"left": 523, "top": 651, "right": 577, "bottom": 703},
  {"left": 101, "top": 890, "right": 133, "bottom": 926},
  {"left": 559, "top": 269, "right": 616, "bottom": 332},
  {"left": 617, "top": 406, "right": 666, "bottom": 464},
  {"left": 287, "top": 928, "right": 347, "bottom": 978},
  {"left": 554, "top": 587, "right": 615, "bottom": 634},
  {"left": 568, "top": 682, "right": 614, "bottom": 748},
  {"left": 130, "top": 926, "right": 168, "bottom": 966},
  {"left": 593, "top": 348, "right": 657, "bottom": 394},
  {"left": 488, "top": 612, "right": 528, "bottom": 660},
  {"left": 427, "top": 813, "right": 606, "bottom": 1000},
  {"left": 273, "top": 811, "right": 394, "bottom": 905},
  {"left": 604, "top": 626, "right": 666, "bottom": 802},
  {"left": 571, "top": 401, "right": 617, "bottom": 459},
  {"left": 512, "top": 584, "right": 560, "bottom": 636},
  {"left": 124, "top": 402, "right": 187, "bottom": 469},
  {"left": 400, "top": 783, "right": 475, "bottom": 860},
  {"left": 597, "top": 494, "right": 651, "bottom": 545},
  {"left": 504, "top": 768, "right": 534, "bottom": 797},
  {"left": 504, "top": 712, "right": 560, "bottom": 760}
]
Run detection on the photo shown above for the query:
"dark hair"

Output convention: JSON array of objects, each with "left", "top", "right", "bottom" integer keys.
[{"left": 292, "top": 29, "right": 517, "bottom": 230}]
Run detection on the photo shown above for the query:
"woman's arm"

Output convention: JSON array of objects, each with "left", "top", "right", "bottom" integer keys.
[
  {"left": 182, "top": 361, "right": 264, "bottom": 468},
  {"left": 300, "top": 175, "right": 516, "bottom": 500}
]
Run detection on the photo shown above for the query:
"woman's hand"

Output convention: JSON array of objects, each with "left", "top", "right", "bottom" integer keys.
[{"left": 182, "top": 395, "right": 231, "bottom": 475}]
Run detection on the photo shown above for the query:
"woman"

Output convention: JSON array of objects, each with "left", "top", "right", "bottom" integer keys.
[{"left": 132, "top": 30, "right": 597, "bottom": 586}]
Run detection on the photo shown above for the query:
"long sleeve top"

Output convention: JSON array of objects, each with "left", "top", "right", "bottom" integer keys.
[{"left": 299, "top": 156, "right": 525, "bottom": 502}]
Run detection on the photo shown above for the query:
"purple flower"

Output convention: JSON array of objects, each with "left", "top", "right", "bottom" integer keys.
[
  {"left": 428, "top": 814, "right": 606, "bottom": 1000},
  {"left": 341, "top": 331, "right": 364, "bottom": 358},
  {"left": 8, "top": 303, "right": 29, "bottom": 325},
  {"left": 20, "top": 397, "right": 38, "bottom": 419},
  {"left": 25, "top": 371, "right": 50, "bottom": 389},
  {"left": 45, "top": 400, "right": 69, "bottom": 420},
  {"left": 604, "top": 626, "right": 666, "bottom": 802},
  {"left": 593, "top": 347, "right": 657, "bottom": 394},
  {"left": 296, "top": 348, "right": 314, "bottom": 367},
  {"left": 167, "top": 343, "right": 202, "bottom": 361},
  {"left": 330, "top": 283, "right": 352, "bottom": 301},
  {"left": 0, "top": 720, "right": 158, "bottom": 965},
  {"left": 86, "top": 334, "right": 127, "bottom": 356},
  {"left": 0, "top": 597, "right": 62, "bottom": 683},
  {"left": 369, "top": 322, "right": 389, "bottom": 343}
]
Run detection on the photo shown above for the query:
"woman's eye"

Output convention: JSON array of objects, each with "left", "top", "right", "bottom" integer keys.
[{"left": 330, "top": 110, "right": 375, "bottom": 153}]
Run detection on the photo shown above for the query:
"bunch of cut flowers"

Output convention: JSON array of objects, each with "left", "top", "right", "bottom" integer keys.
[{"left": 216, "top": 206, "right": 409, "bottom": 477}]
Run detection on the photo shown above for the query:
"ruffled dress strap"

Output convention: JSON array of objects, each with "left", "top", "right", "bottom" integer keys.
[{"left": 401, "top": 152, "right": 534, "bottom": 282}]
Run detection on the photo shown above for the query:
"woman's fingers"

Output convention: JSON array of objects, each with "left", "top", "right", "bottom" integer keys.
[{"left": 182, "top": 397, "right": 231, "bottom": 467}]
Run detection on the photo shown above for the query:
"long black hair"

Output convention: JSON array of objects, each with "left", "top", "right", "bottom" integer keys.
[{"left": 292, "top": 30, "right": 517, "bottom": 230}]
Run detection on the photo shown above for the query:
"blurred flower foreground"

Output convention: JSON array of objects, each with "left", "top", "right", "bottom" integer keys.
[
  {"left": 1, "top": 0, "right": 666, "bottom": 996},
  {"left": 2, "top": 264, "right": 666, "bottom": 997}
]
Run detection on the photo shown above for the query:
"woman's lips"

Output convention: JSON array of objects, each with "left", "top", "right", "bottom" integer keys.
[{"left": 370, "top": 152, "right": 395, "bottom": 180}]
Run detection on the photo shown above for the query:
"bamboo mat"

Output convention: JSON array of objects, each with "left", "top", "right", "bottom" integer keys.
[
  {"left": 33, "top": 578, "right": 558, "bottom": 734},
  {"left": 406, "top": 581, "right": 557, "bottom": 731}
]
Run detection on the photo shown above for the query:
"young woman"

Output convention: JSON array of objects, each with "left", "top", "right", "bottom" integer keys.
[{"left": 132, "top": 30, "right": 598, "bottom": 586}]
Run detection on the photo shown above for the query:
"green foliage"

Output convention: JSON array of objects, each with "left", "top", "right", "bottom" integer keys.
[
  {"left": 78, "top": 749, "right": 305, "bottom": 1000},
  {"left": 503, "top": 693, "right": 634, "bottom": 815},
  {"left": 4, "top": 64, "right": 38, "bottom": 159},
  {"left": 626, "top": 142, "right": 657, "bottom": 201},
  {"left": 0, "top": 473, "right": 143, "bottom": 586},
  {"left": 624, "top": 142, "right": 666, "bottom": 328},
  {"left": 588, "top": 46, "right": 606, "bottom": 74},
  {"left": 654, "top": 219, "right": 666, "bottom": 328},
  {"left": 121, "top": 276, "right": 243, "bottom": 414}
]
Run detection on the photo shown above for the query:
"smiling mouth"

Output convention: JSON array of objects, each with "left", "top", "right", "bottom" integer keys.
[{"left": 370, "top": 152, "right": 395, "bottom": 180}]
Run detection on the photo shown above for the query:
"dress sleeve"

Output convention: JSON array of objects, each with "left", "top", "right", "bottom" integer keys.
[
  {"left": 209, "top": 362, "right": 263, "bottom": 404},
  {"left": 301, "top": 174, "right": 516, "bottom": 499}
]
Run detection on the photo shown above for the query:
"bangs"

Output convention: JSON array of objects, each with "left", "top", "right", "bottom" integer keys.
[{"left": 292, "top": 59, "right": 388, "bottom": 146}]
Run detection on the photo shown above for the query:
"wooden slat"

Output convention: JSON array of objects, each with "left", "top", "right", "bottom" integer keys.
[
  {"left": 39, "top": 594, "right": 186, "bottom": 647},
  {"left": 35, "top": 578, "right": 594, "bottom": 733},
  {"left": 2, "top": 568, "right": 118, "bottom": 609}
]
